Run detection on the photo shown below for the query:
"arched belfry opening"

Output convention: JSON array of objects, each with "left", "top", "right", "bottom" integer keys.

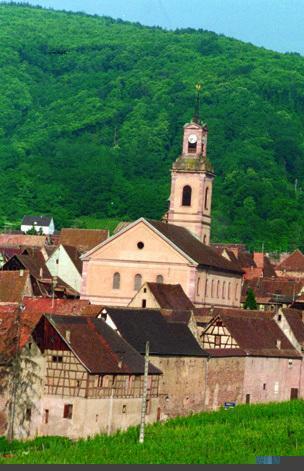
[{"left": 182, "top": 185, "right": 192, "bottom": 206}]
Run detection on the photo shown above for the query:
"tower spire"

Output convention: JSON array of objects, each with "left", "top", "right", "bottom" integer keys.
[{"left": 193, "top": 83, "right": 202, "bottom": 124}]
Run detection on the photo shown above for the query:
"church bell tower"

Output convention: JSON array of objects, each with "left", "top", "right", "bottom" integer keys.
[{"left": 167, "top": 85, "right": 215, "bottom": 245}]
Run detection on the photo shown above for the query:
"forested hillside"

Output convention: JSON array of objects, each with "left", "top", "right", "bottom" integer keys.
[{"left": 1, "top": 3, "right": 304, "bottom": 251}]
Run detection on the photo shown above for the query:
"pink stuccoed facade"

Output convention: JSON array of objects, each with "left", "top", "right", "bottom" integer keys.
[{"left": 80, "top": 218, "right": 242, "bottom": 307}]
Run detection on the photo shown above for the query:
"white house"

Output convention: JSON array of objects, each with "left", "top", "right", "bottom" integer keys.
[
  {"left": 21, "top": 215, "right": 55, "bottom": 235},
  {"left": 46, "top": 244, "right": 82, "bottom": 294}
]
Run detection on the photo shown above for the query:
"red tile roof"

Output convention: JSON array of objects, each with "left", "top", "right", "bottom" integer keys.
[
  {"left": 146, "top": 283, "right": 194, "bottom": 310},
  {"left": 276, "top": 249, "right": 304, "bottom": 273},
  {"left": 22, "top": 297, "right": 102, "bottom": 316},
  {"left": 59, "top": 228, "right": 109, "bottom": 253},
  {"left": 0, "top": 234, "right": 47, "bottom": 247},
  {"left": 242, "top": 278, "right": 304, "bottom": 303},
  {"left": 0, "top": 271, "right": 31, "bottom": 303}
]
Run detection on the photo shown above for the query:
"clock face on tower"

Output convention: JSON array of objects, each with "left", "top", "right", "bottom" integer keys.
[{"left": 188, "top": 134, "right": 197, "bottom": 144}]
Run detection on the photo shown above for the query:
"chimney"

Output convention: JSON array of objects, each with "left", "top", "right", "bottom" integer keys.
[
  {"left": 65, "top": 330, "right": 71, "bottom": 343},
  {"left": 19, "top": 269, "right": 24, "bottom": 277},
  {"left": 276, "top": 339, "right": 281, "bottom": 350},
  {"left": 253, "top": 252, "right": 264, "bottom": 270}
]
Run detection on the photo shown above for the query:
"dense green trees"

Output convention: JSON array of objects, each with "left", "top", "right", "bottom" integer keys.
[{"left": 1, "top": 3, "right": 304, "bottom": 250}]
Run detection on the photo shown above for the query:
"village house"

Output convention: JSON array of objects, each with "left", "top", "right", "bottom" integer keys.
[
  {"left": 46, "top": 245, "right": 83, "bottom": 294},
  {"left": 200, "top": 308, "right": 303, "bottom": 409},
  {"left": 80, "top": 115, "right": 244, "bottom": 308},
  {"left": 275, "top": 249, "right": 304, "bottom": 279},
  {"left": 21, "top": 216, "right": 55, "bottom": 236},
  {"left": 99, "top": 307, "right": 208, "bottom": 419},
  {"left": 0, "top": 312, "right": 161, "bottom": 440},
  {"left": 129, "top": 282, "right": 195, "bottom": 310}
]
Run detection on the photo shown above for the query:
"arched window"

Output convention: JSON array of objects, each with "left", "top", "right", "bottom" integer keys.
[
  {"left": 113, "top": 272, "right": 120, "bottom": 290},
  {"left": 156, "top": 275, "right": 164, "bottom": 284},
  {"left": 182, "top": 185, "right": 192, "bottom": 206},
  {"left": 134, "top": 274, "right": 142, "bottom": 291},
  {"left": 228, "top": 282, "right": 231, "bottom": 300},
  {"left": 204, "top": 187, "right": 209, "bottom": 210},
  {"left": 222, "top": 281, "right": 226, "bottom": 299},
  {"left": 217, "top": 280, "right": 220, "bottom": 298}
]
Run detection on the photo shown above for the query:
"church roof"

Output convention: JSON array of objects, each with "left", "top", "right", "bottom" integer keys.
[{"left": 147, "top": 220, "right": 243, "bottom": 274}]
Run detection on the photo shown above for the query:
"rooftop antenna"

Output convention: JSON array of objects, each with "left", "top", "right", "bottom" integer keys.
[{"left": 193, "top": 83, "right": 202, "bottom": 124}]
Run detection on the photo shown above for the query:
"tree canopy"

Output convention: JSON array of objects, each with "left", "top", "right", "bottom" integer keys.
[{"left": 1, "top": 3, "right": 304, "bottom": 251}]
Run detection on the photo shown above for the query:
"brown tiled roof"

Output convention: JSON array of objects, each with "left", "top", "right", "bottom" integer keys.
[
  {"left": 282, "top": 309, "right": 304, "bottom": 346},
  {"left": 62, "top": 245, "right": 83, "bottom": 274},
  {"left": 0, "top": 271, "right": 31, "bottom": 303},
  {"left": 0, "top": 234, "right": 47, "bottom": 247},
  {"left": 44, "top": 315, "right": 161, "bottom": 375},
  {"left": 276, "top": 249, "right": 304, "bottom": 272},
  {"left": 146, "top": 283, "right": 194, "bottom": 310},
  {"left": 147, "top": 220, "right": 243, "bottom": 274},
  {"left": 59, "top": 228, "right": 109, "bottom": 253},
  {"left": 242, "top": 278, "right": 304, "bottom": 303},
  {"left": 263, "top": 256, "right": 277, "bottom": 277},
  {"left": 17, "top": 251, "right": 51, "bottom": 280},
  {"left": 210, "top": 308, "right": 301, "bottom": 358}
]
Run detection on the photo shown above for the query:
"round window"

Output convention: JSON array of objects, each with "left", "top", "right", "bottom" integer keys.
[{"left": 137, "top": 242, "right": 144, "bottom": 249}]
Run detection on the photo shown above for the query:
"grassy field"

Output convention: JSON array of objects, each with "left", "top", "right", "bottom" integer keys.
[{"left": 0, "top": 401, "right": 303, "bottom": 464}]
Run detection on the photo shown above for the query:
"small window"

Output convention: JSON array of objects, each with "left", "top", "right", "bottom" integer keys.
[
  {"left": 211, "top": 280, "right": 214, "bottom": 298},
  {"left": 122, "top": 404, "right": 127, "bottom": 414},
  {"left": 56, "top": 259, "right": 59, "bottom": 265},
  {"left": 143, "top": 288, "right": 147, "bottom": 293},
  {"left": 278, "top": 314, "right": 282, "bottom": 322},
  {"left": 197, "top": 277, "right": 201, "bottom": 296},
  {"left": 263, "top": 383, "right": 266, "bottom": 390},
  {"left": 134, "top": 274, "right": 142, "bottom": 291},
  {"left": 156, "top": 275, "right": 164, "bottom": 284},
  {"left": 246, "top": 394, "right": 251, "bottom": 404},
  {"left": 203, "top": 235, "right": 207, "bottom": 244},
  {"left": 44, "top": 409, "right": 49, "bottom": 424},
  {"left": 145, "top": 399, "right": 151, "bottom": 415},
  {"left": 288, "top": 359, "right": 293, "bottom": 368},
  {"left": 137, "top": 242, "right": 144, "bottom": 249},
  {"left": 28, "top": 342, "right": 32, "bottom": 351},
  {"left": 113, "top": 272, "right": 120, "bottom": 290},
  {"left": 142, "top": 299, "right": 147, "bottom": 308},
  {"left": 25, "top": 408, "right": 31, "bottom": 421},
  {"left": 52, "top": 355, "right": 63, "bottom": 363},
  {"left": 63, "top": 404, "right": 73, "bottom": 419},
  {"left": 182, "top": 185, "right": 192, "bottom": 206}
]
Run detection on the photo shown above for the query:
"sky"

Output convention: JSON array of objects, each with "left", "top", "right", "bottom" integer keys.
[{"left": 7, "top": 0, "right": 304, "bottom": 55}]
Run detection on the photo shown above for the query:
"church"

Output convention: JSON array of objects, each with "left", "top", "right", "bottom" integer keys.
[{"left": 80, "top": 111, "right": 243, "bottom": 307}]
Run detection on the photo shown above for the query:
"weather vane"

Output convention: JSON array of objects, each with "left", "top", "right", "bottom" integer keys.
[{"left": 193, "top": 83, "right": 203, "bottom": 124}]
